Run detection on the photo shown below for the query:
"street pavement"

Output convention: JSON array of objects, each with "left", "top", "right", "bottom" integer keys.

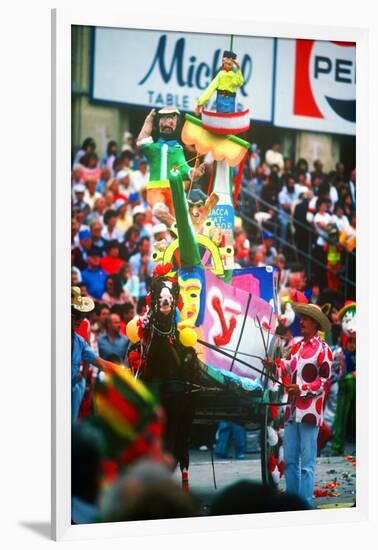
[{"left": 173, "top": 445, "right": 356, "bottom": 513}]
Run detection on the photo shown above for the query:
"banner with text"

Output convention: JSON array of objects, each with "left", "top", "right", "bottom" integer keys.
[
  {"left": 91, "top": 29, "right": 356, "bottom": 136},
  {"left": 274, "top": 39, "right": 356, "bottom": 135},
  {"left": 91, "top": 27, "right": 275, "bottom": 123}
]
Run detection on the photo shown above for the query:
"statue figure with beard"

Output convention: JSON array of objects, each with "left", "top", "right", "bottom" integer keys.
[{"left": 136, "top": 107, "right": 205, "bottom": 214}]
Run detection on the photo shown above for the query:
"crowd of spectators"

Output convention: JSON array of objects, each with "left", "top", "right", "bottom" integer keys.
[
  {"left": 71, "top": 133, "right": 356, "bottom": 523},
  {"left": 237, "top": 143, "right": 356, "bottom": 300},
  {"left": 72, "top": 135, "right": 356, "bottom": 365},
  {"left": 71, "top": 135, "right": 163, "bottom": 366}
]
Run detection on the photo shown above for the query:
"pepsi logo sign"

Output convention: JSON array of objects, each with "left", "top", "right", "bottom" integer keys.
[{"left": 294, "top": 40, "right": 356, "bottom": 123}]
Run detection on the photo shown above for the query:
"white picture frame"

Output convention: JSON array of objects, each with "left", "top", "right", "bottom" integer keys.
[{"left": 52, "top": 7, "right": 369, "bottom": 541}]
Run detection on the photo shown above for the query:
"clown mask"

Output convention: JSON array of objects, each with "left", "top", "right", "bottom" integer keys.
[
  {"left": 178, "top": 276, "right": 202, "bottom": 328},
  {"left": 158, "top": 114, "right": 178, "bottom": 136},
  {"left": 178, "top": 266, "right": 205, "bottom": 329},
  {"left": 341, "top": 309, "right": 356, "bottom": 339}
]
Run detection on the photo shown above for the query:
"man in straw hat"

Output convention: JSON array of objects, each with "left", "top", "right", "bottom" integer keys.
[
  {"left": 263, "top": 303, "right": 333, "bottom": 508},
  {"left": 71, "top": 287, "right": 119, "bottom": 422}
]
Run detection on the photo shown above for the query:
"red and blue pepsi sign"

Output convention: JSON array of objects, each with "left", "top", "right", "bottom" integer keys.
[{"left": 274, "top": 39, "right": 356, "bottom": 135}]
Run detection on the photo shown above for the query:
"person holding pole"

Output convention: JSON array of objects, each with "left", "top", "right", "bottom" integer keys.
[{"left": 263, "top": 303, "right": 333, "bottom": 508}]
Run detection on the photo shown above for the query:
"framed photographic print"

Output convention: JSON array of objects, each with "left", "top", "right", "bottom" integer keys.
[{"left": 52, "top": 7, "right": 369, "bottom": 542}]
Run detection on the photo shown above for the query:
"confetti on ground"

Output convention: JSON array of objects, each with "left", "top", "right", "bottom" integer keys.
[
  {"left": 321, "top": 481, "right": 339, "bottom": 489},
  {"left": 344, "top": 454, "right": 356, "bottom": 466}
]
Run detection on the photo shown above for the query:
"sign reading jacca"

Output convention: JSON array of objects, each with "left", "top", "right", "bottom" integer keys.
[{"left": 92, "top": 28, "right": 275, "bottom": 123}]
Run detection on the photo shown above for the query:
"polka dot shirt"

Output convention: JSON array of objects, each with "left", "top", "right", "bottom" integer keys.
[{"left": 275, "top": 335, "right": 333, "bottom": 426}]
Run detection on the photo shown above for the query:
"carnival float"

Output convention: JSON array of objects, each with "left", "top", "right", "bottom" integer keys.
[{"left": 96, "top": 38, "right": 289, "bottom": 490}]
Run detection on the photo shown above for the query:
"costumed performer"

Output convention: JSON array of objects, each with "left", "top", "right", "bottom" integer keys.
[{"left": 263, "top": 303, "right": 333, "bottom": 508}]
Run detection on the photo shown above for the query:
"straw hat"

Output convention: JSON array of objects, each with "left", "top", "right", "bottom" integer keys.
[
  {"left": 291, "top": 302, "right": 331, "bottom": 332},
  {"left": 71, "top": 286, "right": 95, "bottom": 313},
  {"left": 158, "top": 107, "right": 180, "bottom": 116}
]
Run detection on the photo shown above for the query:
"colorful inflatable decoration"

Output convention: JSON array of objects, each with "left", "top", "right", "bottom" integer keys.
[
  {"left": 181, "top": 114, "right": 250, "bottom": 278},
  {"left": 181, "top": 90, "right": 250, "bottom": 277},
  {"left": 126, "top": 316, "right": 140, "bottom": 344}
]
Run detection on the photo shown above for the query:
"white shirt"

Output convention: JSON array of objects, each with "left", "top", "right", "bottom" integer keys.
[
  {"left": 306, "top": 196, "right": 318, "bottom": 224},
  {"left": 130, "top": 170, "right": 150, "bottom": 193},
  {"left": 84, "top": 190, "right": 102, "bottom": 211},
  {"left": 331, "top": 214, "right": 350, "bottom": 233},
  {"left": 101, "top": 227, "right": 124, "bottom": 242},
  {"left": 265, "top": 149, "right": 284, "bottom": 173},
  {"left": 329, "top": 186, "right": 339, "bottom": 210},
  {"left": 314, "top": 212, "right": 331, "bottom": 246}
]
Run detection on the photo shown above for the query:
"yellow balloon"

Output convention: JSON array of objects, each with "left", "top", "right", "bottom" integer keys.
[
  {"left": 179, "top": 327, "right": 197, "bottom": 347},
  {"left": 126, "top": 317, "right": 140, "bottom": 344}
]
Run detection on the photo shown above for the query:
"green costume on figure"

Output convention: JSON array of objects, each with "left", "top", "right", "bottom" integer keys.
[{"left": 138, "top": 137, "right": 192, "bottom": 190}]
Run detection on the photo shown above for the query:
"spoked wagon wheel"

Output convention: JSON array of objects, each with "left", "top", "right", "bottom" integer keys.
[
  {"left": 260, "top": 400, "right": 284, "bottom": 488},
  {"left": 260, "top": 404, "right": 274, "bottom": 487}
]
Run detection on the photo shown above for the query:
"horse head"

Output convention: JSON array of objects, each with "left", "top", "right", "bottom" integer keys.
[{"left": 150, "top": 264, "right": 180, "bottom": 333}]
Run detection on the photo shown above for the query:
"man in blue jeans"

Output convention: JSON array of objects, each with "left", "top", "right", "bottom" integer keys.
[
  {"left": 263, "top": 303, "right": 332, "bottom": 508},
  {"left": 278, "top": 174, "right": 299, "bottom": 243},
  {"left": 215, "top": 421, "right": 247, "bottom": 459}
]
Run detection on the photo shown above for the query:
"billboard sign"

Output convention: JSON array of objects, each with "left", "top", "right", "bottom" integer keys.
[
  {"left": 92, "top": 30, "right": 356, "bottom": 136},
  {"left": 91, "top": 28, "right": 275, "bottom": 123},
  {"left": 274, "top": 39, "right": 356, "bottom": 135}
]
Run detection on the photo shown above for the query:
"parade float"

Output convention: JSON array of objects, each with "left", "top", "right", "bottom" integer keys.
[{"left": 121, "top": 40, "right": 289, "bottom": 489}]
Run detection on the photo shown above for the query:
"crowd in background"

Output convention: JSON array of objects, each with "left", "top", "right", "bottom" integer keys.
[
  {"left": 72, "top": 137, "right": 356, "bottom": 356},
  {"left": 71, "top": 132, "right": 356, "bottom": 523},
  {"left": 237, "top": 143, "right": 356, "bottom": 300}
]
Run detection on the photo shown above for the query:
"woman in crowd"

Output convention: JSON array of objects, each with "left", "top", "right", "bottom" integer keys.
[{"left": 102, "top": 274, "right": 133, "bottom": 307}]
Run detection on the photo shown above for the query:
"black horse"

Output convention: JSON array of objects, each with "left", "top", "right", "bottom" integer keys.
[{"left": 137, "top": 273, "right": 199, "bottom": 488}]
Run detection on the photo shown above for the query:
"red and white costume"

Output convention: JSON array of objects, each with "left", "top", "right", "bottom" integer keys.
[{"left": 275, "top": 334, "right": 333, "bottom": 426}]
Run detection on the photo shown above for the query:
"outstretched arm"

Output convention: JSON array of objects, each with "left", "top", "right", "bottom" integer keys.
[
  {"left": 154, "top": 207, "right": 176, "bottom": 228},
  {"left": 137, "top": 109, "right": 156, "bottom": 143},
  {"left": 196, "top": 73, "right": 220, "bottom": 109}
]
